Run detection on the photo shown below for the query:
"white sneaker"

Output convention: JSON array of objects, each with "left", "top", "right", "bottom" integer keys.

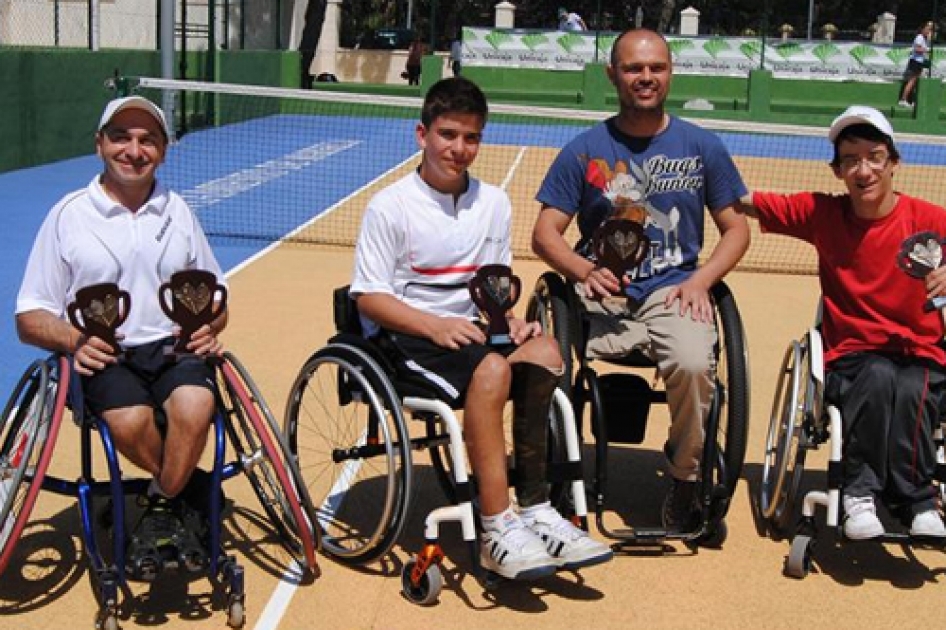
[
  {"left": 910, "top": 509, "right": 946, "bottom": 538},
  {"left": 522, "top": 505, "right": 613, "bottom": 570},
  {"left": 480, "top": 514, "right": 557, "bottom": 580},
  {"left": 898, "top": 100, "right": 912, "bottom": 107},
  {"left": 842, "top": 495, "right": 885, "bottom": 540}
]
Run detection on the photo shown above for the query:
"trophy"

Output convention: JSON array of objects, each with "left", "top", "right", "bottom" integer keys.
[
  {"left": 67, "top": 283, "right": 131, "bottom": 352},
  {"left": 158, "top": 269, "right": 228, "bottom": 354},
  {"left": 592, "top": 218, "right": 650, "bottom": 289},
  {"left": 897, "top": 231, "right": 946, "bottom": 312},
  {"left": 469, "top": 264, "right": 521, "bottom": 346}
]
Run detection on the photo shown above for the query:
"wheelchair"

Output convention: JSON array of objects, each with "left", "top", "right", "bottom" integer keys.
[
  {"left": 283, "top": 287, "right": 591, "bottom": 605},
  {"left": 0, "top": 351, "right": 319, "bottom": 629},
  {"left": 758, "top": 326, "right": 946, "bottom": 578},
  {"left": 525, "top": 272, "right": 750, "bottom": 549}
]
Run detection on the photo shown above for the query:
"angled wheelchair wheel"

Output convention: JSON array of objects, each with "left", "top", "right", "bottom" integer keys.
[
  {"left": 706, "top": 282, "right": 750, "bottom": 503},
  {"left": 759, "top": 337, "right": 812, "bottom": 536},
  {"left": 526, "top": 272, "right": 575, "bottom": 397},
  {"left": 0, "top": 356, "right": 69, "bottom": 576},
  {"left": 285, "top": 343, "right": 412, "bottom": 565},
  {"left": 547, "top": 391, "right": 578, "bottom": 514},
  {"left": 217, "top": 353, "right": 318, "bottom": 574}
]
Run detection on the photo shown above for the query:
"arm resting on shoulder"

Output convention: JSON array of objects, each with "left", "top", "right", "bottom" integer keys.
[
  {"left": 691, "top": 204, "right": 751, "bottom": 290},
  {"left": 734, "top": 191, "right": 760, "bottom": 219}
]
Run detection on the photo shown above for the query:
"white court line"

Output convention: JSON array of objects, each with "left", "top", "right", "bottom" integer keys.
[
  {"left": 182, "top": 141, "right": 360, "bottom": 210},
  {"left": 225, "top": 149, "right": 421, "bottom": 280},
  {"left": 500, "top": 147, "right": 528, "bottom": 192},
  {"left": 235, "top": 151, "right": 419, "bottom": 630},
  {"left": 251, "top": 560, "right": 305, "bottom": 630}
]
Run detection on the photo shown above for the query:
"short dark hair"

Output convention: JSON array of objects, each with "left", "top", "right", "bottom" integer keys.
[
  {"left": 421, "top": 77, "right": 489, "bottom": 128},
  {"left": 609, "top": 28, "right": 669, "bottom": 67},
  {"left": 830, "top": 123, "right": 900, "bottom": 167}
]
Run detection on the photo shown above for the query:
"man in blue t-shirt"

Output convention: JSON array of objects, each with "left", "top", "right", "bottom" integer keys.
[{"left": 532, "top": 27, "right": 749, "bottom": 532}]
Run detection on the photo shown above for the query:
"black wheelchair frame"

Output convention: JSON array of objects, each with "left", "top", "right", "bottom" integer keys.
[{"left": 526, "top": 272, "right": 750, "bottom": 549}]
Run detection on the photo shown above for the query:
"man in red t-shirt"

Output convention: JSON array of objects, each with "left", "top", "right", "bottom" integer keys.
[{"left": 739, "top": 105, "right": 946, "bottom": 540}]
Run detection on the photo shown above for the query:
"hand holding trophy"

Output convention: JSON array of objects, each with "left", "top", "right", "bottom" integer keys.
[
  {"left": 67, "top": 283, "right": 131, "bottom": 353},
  {"left": 897, "top": 231, "right": 946, "bottom": 312},
  {"left": 469, "top": 264, "right": 521, "bottom": 346},
  {"left": 592, "top": 217, "right": 650, "bottom": 292},
  {"left": 158, "top": 269, "right": 228, "bottom": 355}
]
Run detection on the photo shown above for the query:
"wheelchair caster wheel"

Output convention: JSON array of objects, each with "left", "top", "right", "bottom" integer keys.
[
  {"left": 401, "top": 560, "right": 443, "bottom": 605},
  {"left": 785, "top": 534, "right": 814, "bottom": 579},
  {"left": 94, "top": 610, "right": 119, "bottom": 630},
  {"left": 698, "top": 519, "right": 728, "bottom": 548},
  {"left": 227, "top": 597, "right": 246, "bottom": 628}
]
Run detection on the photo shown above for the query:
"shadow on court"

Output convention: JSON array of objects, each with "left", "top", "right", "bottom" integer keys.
[
  {"left": 741, "top": 461, "right": 946, "bottom": 589},
  {"left": 0, "top": 495, "right": 313, "bottom": 624}
]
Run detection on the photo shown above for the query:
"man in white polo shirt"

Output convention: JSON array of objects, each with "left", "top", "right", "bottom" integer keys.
[{"left": 15, "top": 95, "right": 226, "bottom": 579}]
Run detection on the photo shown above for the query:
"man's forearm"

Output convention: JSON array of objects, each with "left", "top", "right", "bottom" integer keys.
[{"left": 16, "top": 309, "right": 81, "bottom": 354}]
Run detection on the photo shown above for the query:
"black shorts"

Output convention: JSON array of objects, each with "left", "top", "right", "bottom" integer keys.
[
  {"left": 381, "top": 330, "right": 515, "bottom": 406},
  {"left": 81, "top": 338, "right": 216, "bottom": 416},
  {"left": 906, "top": 58, "right": 926, "bottom": 77}
]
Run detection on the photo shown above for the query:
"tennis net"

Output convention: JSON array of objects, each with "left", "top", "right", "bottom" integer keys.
[{"left": 133, "top": 77, "right": 946, "bottom": 276}]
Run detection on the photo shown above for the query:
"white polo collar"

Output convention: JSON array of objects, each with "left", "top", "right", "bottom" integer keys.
[{"left": 89, "top": 176, "right": 170, "bottom": 218}]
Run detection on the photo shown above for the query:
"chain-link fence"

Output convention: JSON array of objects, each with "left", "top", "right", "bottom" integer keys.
[{"left": 0, "top": 0, "right": 287, "bottom": 51}]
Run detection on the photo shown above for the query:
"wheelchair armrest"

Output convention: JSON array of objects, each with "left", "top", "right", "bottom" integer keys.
[{"left": 333, "top": 285, "right": 363, "bottom": 335}]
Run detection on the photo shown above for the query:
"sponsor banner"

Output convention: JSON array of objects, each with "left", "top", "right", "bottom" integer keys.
[{"left": 462, "top": 27, "right": 945, "bottom": 82}]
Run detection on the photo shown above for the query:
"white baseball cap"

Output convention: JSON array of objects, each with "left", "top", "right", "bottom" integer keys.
[
  {"left": 828, "top": 105, "right": 894, "bottom": 144},
  {"left": 98, "top": 96, "right": 170, "bottom": 140}
]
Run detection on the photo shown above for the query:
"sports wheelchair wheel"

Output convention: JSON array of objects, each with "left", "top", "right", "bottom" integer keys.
[
  {"left": 285, "top": 342, "right": 412, "bottom": 565},
  {"left": 526, "top": 272, "right": 575, "bottom": 397},
  {"left": 704, "top": 282, "right": 750, "bottom": 511},
  {"left": 0, "top": 356, "right": 68, "bottom": 576},
  {"left": 216, "top": 352, "right": 318, "bottom": 574},
  {"left": 759, "top": 334, "right": 819, "bottom": 536}
]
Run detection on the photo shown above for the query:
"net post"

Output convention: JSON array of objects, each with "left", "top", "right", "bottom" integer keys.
[
  {"left": 747, "top": 68, "right": 772, "bottom": 117},
  {"left": 420, "top": 54, "right": 443, "bottom": 94},
  {"left": 582, "top": 62, "right": 609, "bottom": 111}
]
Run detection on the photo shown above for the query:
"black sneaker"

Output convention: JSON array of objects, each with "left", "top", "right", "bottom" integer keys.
[
  {"left": 125, "top": 495, "right": 182, "bottom": 581},
  {"left": 173, "top": 500, "right": 210, "bottom": 574},
  {"left": 661, "top": 479, "right": 700, "bottom": 533},
  {"left": 178, "top": 467, "right": 226, "bottom": 521}
]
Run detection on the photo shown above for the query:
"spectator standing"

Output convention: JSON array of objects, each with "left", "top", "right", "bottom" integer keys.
[
  {"left": 450, "top": 35, "right": 463, "bottom": 77},
  {"left": 405, "top": 35, "right": 425, "bottom": 86},
  {"left": 899, "top": 21, "right": 934, "bottom": 107},
  {"left": 558, "top": 7, "right": 588, "bottom": 32}
]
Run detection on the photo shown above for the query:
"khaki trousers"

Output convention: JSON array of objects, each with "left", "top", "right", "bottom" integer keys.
[{"left": 579, "top": 285, "right": 717, "bottom": 481}]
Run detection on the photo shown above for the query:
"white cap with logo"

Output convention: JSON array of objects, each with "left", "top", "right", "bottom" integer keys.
[
  {"left": 98, "top": 96, "right": 170, "bottom": 140},
  {"left": 828, "top": 105, "right": 895, "bottom": 144}
]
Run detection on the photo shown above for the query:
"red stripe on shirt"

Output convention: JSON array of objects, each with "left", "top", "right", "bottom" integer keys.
[{"left": 410, "top": 264, "right": 479, "bottom": 275}]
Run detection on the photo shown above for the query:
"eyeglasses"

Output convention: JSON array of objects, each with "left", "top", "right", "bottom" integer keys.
[{"left": 838, "top": 153, "right": 890, "bottom": 173}]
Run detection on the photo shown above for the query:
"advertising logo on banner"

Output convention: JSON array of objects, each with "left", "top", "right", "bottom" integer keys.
[{"left": 461, "top": 27, "right": 943, "bottom": 83}]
